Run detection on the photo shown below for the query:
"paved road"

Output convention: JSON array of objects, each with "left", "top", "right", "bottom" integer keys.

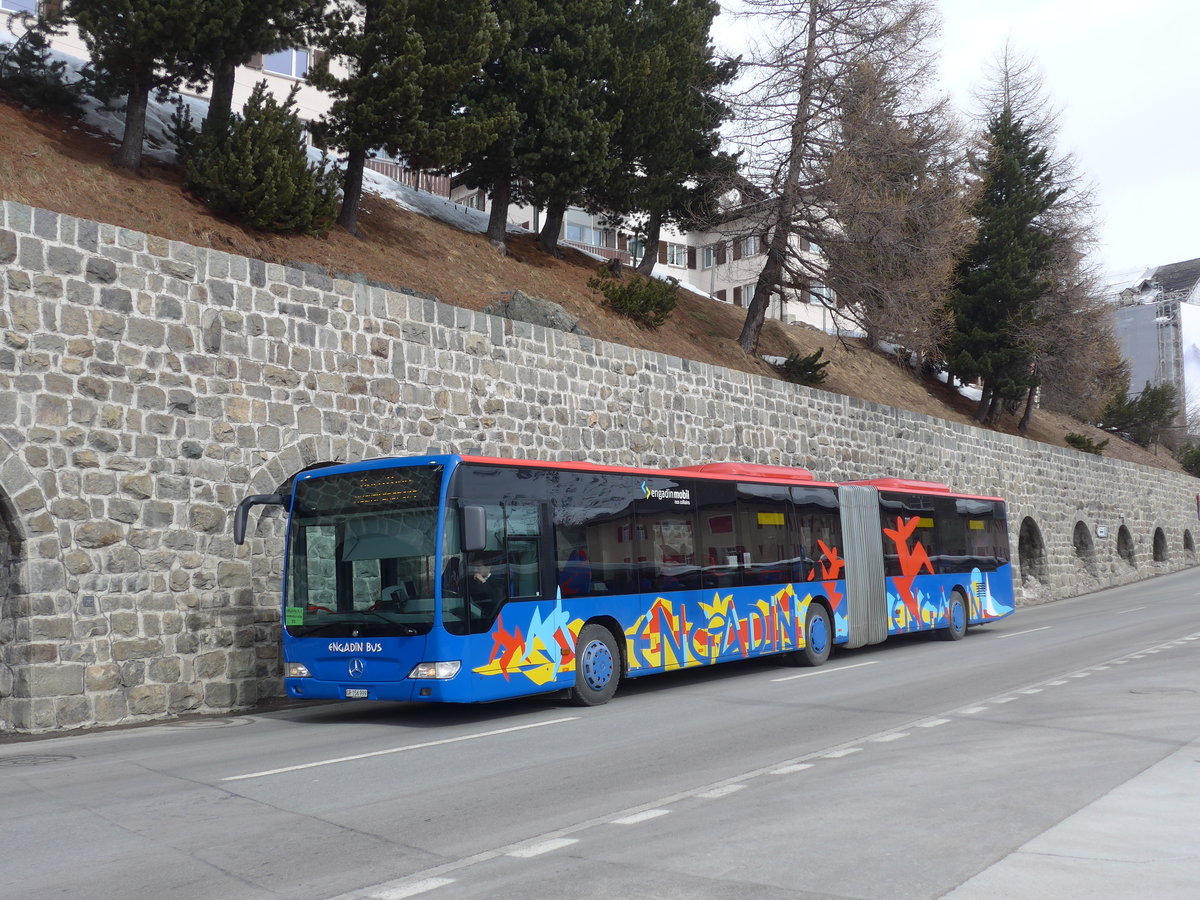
[{"left": 3, "top": 568, "right": 1199, "bottom": 899}]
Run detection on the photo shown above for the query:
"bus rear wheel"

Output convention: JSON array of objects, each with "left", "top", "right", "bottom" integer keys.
[
  {"left": 785, "top": 602, "right": 831, "bottom": 667},
  {"left": 568, "top": 624, "right": 620, "bottom": 706},
  {"left": 938, "top": 590, "right": 968, "bottom": 641}
]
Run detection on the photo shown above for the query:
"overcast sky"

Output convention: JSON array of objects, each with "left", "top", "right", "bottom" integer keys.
[{"left": 716, "top": 1, "right": 1199, "bottom": 279}]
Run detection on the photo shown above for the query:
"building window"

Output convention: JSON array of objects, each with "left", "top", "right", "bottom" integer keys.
[
  {"left": 743, "top": 282, "right": 758, "bottom": 304},
  {"left": 566, "top": 220, "right": 603, "bottom": 246},
  {"left": 666, "top": 243, "right": 687, "bottom": 267},
  {"left": 741, "top": 236, "right": 758, "bottom": 258},
  {"left": 263, "top": 49, "right": 309, "bottom": 80},
  {"left": 629, "top": 238, "right": 646, "bottom": 263},
  {"left": 810, "top": 282, "right": 834, "bottom": 305},
  {"left": 702, "top": 246, "right": 716, "bottom": 269}
]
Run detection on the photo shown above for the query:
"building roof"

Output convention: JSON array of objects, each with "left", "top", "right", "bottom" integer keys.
[{"left": 1150, "top": 257, "right": 1200, "bottom": 295}]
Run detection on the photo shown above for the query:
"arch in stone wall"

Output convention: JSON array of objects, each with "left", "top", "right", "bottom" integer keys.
[
  {"left": 0, "top": 436, "right": 63, "bottom": 731},
  {"left": 1072, "top": 520, "right": 1098, "bottom": 577},
  {"left": 1152, "top": 528, "right": 1168, "bottom": 563},
  {"left": 237, "top": 434, "right": 381, "bottom": 704},
  {"left": 1185, "top": 530, "right": 1196, "bottom": 559},
  {"left": 1117, "top": 525, "right": 1136, "bottom": 567},
  {"left": 1018, "top": 517, "right": 1049, "bottom": 586}
]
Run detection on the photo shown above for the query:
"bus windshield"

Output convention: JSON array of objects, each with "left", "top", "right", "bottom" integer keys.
[{"left": 284, "top": 465, "right": 448, "bottom": 638}]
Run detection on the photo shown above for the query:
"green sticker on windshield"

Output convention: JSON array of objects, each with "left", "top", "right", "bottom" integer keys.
[{"left": 285, "top": 606, "right": 305, "bottom": 626}]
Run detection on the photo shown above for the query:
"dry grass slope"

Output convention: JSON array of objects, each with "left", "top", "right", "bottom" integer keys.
[{"left": 0, "top": 96, "right": 1183, "bottom": 475}]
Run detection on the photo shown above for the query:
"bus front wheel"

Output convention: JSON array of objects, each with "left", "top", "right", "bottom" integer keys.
[{"left": 568, "top": 624, "right": 620, "bottom": 706}]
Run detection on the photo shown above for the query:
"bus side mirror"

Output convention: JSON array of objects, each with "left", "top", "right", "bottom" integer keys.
[
  {"left": 234, "top": 493, "right": 286, "bottom": 545},
  {"left": 461, "top": 505, "right": 487, "bottom": 552}
]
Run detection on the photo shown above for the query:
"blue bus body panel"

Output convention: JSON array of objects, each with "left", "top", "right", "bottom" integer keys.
[{"left": 884, "top": 564, "right": 1015, "bottom": 635}]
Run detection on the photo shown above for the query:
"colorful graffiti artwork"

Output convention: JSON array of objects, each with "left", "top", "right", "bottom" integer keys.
[
  {"left": 473, "top": 580, "right": 849, "bottom": 687},
  {"left": 472, "top": 599, "right": 584, "bottom": 686}
]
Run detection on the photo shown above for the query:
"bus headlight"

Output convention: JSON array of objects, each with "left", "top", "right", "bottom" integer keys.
[
  {"left": 408, "top": 661, "right": 461, "bottom": 680},
  {"left": 286, "top": 662, "right": 312, "bottom": 678}
]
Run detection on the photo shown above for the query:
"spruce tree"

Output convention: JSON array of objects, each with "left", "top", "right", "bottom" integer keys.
[
  {"left": 308, "top": 0, "right": 500, "bottom": 235},
  {"left": 947, "top": 104, "right": 1063, "bottom": 424},
  {"left": 67, "top": 0, "right": 210, "bottom": 172}
]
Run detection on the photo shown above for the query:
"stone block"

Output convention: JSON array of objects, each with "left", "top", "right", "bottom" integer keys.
[
  {"left": 16, "top": 664, "right": 85, "bottom": 698},
  {"left": 111, "top": 638, "right": 164, "bottom": 661},
  {"left": 195, "top": 651, "right": 228, "bottom": 679},
  {"left": 86, "top": 663, "right": 122, "bottom": 692},
  {"left": 91, "top": 691, "right": 129, "bottom": 724},
  {"left": 55, "top": 695, "right": 91, "bottom": 728},
  {"left": 128, "top": 684, "right": 167, "bottom": 715},
  {"left": 204, "top": 681, "right": 237, "bottom": 708},
  {"left": 148, "top": 657, "right": 182, "bottom": 684}
]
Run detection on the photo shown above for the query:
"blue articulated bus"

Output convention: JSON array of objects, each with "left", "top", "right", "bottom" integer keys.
[{"left": 234, "top": 455, "right": 1014, "bottom": 706}]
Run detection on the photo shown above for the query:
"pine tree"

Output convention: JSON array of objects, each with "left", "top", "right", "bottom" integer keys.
[
  {"left": 308, "top": 0, "right": 500, "bottom": 235},
  {"left": 67, "top": 0, "right": 210, "bottom": 172},
  {"left": 947, "top": 104, "right": 1063, "bottom": 425},
  {"left": 189, "top": 1, "right": 324, "bottom": 137},
  {"left": 458, "top": 0, "right": 615, "bottom": 256},
  {"left": 176, "top": 82, "right": 341, "bottom": 235},
  {"left": 596, "top": 0, "right": 738, "bottom": 275}
]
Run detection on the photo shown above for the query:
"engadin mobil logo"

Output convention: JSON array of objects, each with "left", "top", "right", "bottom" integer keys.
[{"left": 641, "top": 481, "right": 692, "bottom": 505}]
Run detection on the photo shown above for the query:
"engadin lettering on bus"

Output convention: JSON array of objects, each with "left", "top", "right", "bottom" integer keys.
[
  {"left": 327, "top": 641, "right": 383, "bottom": 653},
  {"left": 641, "top": 480, "right": 692, "bottom": 506}
]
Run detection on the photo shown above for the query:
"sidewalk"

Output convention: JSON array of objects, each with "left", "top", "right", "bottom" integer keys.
[{"left": 945, "top": 737, "right": 1200, "bottom": 898}]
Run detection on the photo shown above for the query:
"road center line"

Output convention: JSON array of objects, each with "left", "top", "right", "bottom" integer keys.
[
  {"left": 771, "top": 660, "right": 879, "bottom": 682},
  {"left": 995, "top": 626, "right": 1051, "bottom": 639},
  {"left": 222, "top": 717, "right": 580, "bottom": 781},
  {"left": 371, "top": 878, "right": 456, "bottom": 900},
  {"left": 1115, "top": 606, "right": 1146, "bottom": 615},
  {"left": 611, "top": 809, "right": 670, "bottom": 825},
  {"left": 508, "top": 838, "right": 577, "bottom": 858}
]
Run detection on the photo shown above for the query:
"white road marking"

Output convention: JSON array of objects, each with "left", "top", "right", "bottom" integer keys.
[
  {"left": 1115, "top": 606, "right": 1146, "bottom": 614},
  {"left": 995, "top": 626, "right": 1051, "bottom": 639},
  {"left": 371, "top": 878, "right": 455, "bottom": 899},
  {"left": 771, "top": 763, "right": 814, "bottom": 775},
  {"left": 870, "top": 733, "right": 909, "bottom": 743},
  {"left": 611, "top": 809, "right": 669, "bottom": 825},
  {"left": 993, "top": 697, "right": 1016, "bottom": 704},
  {"left": 918, "top": 718, "right": 949, "bottom": 728},
  {"left": 771, "top": 660, "right": 879, "bottom": 682},
  {"left": 822, "top": 748, "right": 862, "bottom": 758},
  {"left": 1047, "top": 679, "right": 1068, "bottom": 685},
  {"left": 508, "top": 838, "right": 578, "bottom": 858},
  {"left": 959, "top": 706, "right": 988, "bottom": 714},
  {"left": 698, "top": 784, "right": 747, "bottom": 799},
  {"left": 1017, "top": 688, "right": 1042, "bottom": 694},
  {"left": 223, "top": 717, "right": 580, "bottom": 781},
  {"left": 1071, "top": 672, "right": 1091, "bottom": 678}
]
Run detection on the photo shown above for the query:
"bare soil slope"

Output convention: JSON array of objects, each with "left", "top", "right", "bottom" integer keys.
[{"left": 0, "top": 97, "right": 1182, "bottom": 474}]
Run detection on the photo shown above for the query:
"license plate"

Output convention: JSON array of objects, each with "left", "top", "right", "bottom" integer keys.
[{"left": 345, "top": 688, "right": 368, "bottom": 699}]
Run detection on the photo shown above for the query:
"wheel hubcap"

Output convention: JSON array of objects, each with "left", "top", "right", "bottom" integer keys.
[
  {"left": 581, "top": 639, "right": 613, "bottom": 691},
  {"left": 809, "top": 614, "right": 828, "bottom": 654},
  {"left": 951, "top": 599, "right": 965, "bottom": 631}
]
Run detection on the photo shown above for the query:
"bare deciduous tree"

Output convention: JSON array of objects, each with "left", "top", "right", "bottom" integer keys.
[{"left": 727, "top": 0, "right": 959, "bottom": 356}]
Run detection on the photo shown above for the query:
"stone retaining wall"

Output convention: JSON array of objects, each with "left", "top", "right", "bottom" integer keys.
[{"left": 1, "top": 200, "right": 1196, "bottom": 733}]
